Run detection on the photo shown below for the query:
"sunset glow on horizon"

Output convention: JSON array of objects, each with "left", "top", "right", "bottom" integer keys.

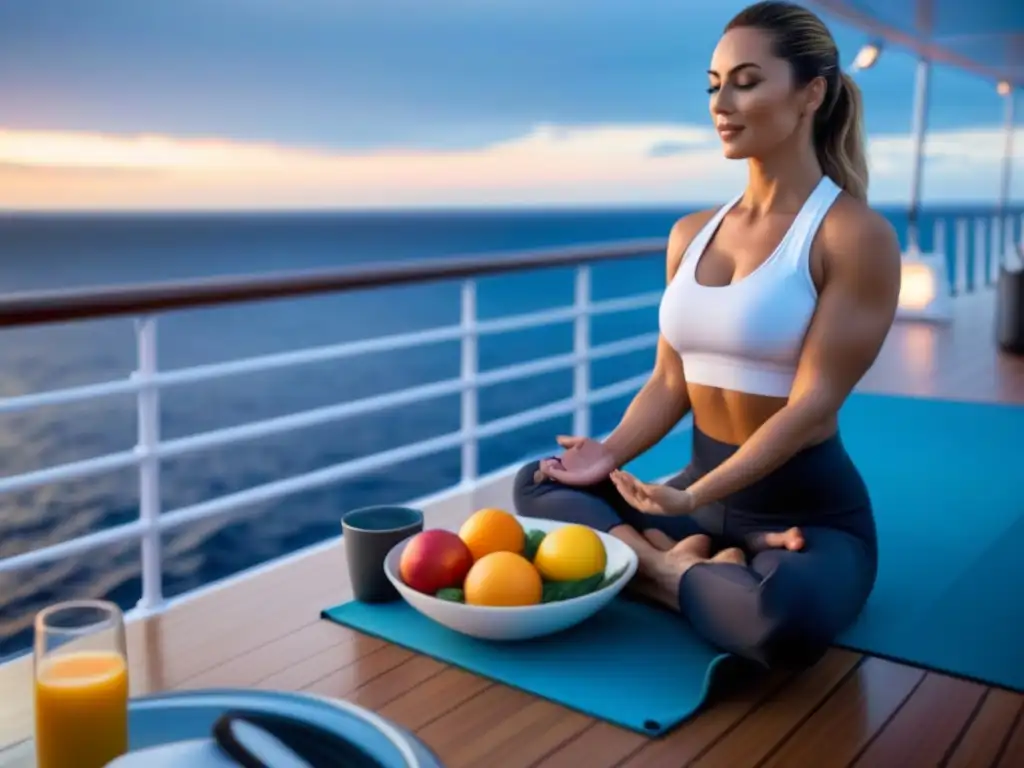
[{"left": 0, "top": 123, "right": 1020, "bottom": 211}]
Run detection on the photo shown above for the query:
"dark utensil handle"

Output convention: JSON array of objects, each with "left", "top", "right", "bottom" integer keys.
[{"left": 212, "top": 709, "right": 386, "bottom": 767}]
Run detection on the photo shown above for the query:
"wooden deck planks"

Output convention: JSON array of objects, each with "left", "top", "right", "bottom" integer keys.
[
  {"left": 688, "top": 651, "right": 862, "bottom": 768},
  {"left": 860, "top": 291, "right": 1024, "bottom": 404},
  {"left": 615, "top": 668, "right": 799, "bottom": 767},
  {"left": 416, "top": 689, "right": 594, "bottom": 768},
  {"left": 945, "top": 689, "right": 1024, "bottom": 768},
  {"left": 849, "top": 673, "right": 989, "bottom": 767},
  {"left": 994, "top": 707, "right": 1024, "bottom": 768},
  {"left": 533, "top": 722, "right": 650, "bottom": 767},
  {"left": 757, "top": 658, "right": 927, "bottom": 767},
  {"left": 376, "top": 667, "right": 493, "bottom": 732}
]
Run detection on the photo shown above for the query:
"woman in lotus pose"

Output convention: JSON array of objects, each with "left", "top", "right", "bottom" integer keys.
[{"left": 514, "top": 0, "right": 901, "bottom": 668}]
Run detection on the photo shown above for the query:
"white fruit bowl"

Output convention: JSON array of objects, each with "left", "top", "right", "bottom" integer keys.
[{"left": 382, "top": 516, "right": 639, "bottom": 641}]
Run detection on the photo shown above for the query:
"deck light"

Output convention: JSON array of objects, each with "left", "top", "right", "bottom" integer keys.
[
  {"left": 849, "top": 42, "right": 883, "bottom": 73},
  {"left": 997, "top": 80, "right": 1011, "bottom": 97},
  {"left": 897, "top": 257, "right": 953, "bottom": 323}
]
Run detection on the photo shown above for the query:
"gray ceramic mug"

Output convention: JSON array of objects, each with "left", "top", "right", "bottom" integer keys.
[{"left": 342, "top": 505, "right": 424, "bottom": 602}]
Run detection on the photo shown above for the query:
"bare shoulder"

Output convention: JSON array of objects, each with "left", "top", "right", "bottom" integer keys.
[
  {"left": 819, "top": 195, "right": 902, "bottom": 282},
  {"left": 666, "top": 207, "right": 720, "bottom": 279}
]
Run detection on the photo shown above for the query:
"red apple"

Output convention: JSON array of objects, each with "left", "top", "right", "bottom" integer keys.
[{"left": 399, "top": 529, "right": 474, "bottom": 594}]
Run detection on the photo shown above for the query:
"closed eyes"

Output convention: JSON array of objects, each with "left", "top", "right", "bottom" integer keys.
[{"left": 706, "top": 82, "right": 759, "bottom": 94}]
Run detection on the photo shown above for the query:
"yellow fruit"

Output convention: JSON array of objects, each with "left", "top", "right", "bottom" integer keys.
[
  {"left": 463, "top": 551, "right": 543, "bottom": 607},
  {"left": 533, "top": 524, "right": 607, "bottom": 582},
  {"left": 458, "top": 508, "right": 524, "bottom": 561}
]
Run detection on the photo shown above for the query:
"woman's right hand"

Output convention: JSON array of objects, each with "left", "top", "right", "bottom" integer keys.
[{"left": 536, "top": 435, "right": 618, "bottom": 487}]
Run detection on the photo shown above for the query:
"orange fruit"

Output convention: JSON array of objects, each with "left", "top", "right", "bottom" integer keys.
[
  {"left": 463, "top": 551, "right": 543, "bottom": 607},
  {"left": 533, "top": 524, "right": 607, "bottom": 581},
  {"left": 458, "top": 508, "right": 524, "bottom": 561}
]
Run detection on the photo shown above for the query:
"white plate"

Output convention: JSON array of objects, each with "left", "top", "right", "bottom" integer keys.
[
  {"left": 3, "top": 690, "right": 441, "bottom": 768},
  {"left": 383, "top": 516, "right": 638, "bottom": 641}
]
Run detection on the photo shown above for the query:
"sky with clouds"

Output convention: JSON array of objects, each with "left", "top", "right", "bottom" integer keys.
[{"left": 0, "top": 0, "right": 1019, "bottom": 210}]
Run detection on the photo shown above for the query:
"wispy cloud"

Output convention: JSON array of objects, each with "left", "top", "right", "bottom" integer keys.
[{"left": 0, "top": 123, "right": 1019, "bottom": 210}]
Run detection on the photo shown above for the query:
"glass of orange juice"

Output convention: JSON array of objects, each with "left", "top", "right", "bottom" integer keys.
[{"left": 33, "top": 599, "right": 129, "bottom": 768}]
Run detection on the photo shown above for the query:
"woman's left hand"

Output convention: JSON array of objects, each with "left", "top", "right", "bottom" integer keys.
[{"left": 610, "top": 470, "right": 695, "bottom": 516}]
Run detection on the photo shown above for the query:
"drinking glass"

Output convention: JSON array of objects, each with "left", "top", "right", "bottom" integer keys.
[{"left": 33, "top": 600, "right": 129, "bottom": 768}]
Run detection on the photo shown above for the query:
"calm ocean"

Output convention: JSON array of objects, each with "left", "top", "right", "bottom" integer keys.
[{"left": 0, "top": 204, "right": 1013, "bottom": 656}]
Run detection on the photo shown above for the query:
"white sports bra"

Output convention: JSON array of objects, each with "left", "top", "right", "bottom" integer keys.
[{"left": 658, "top": 175, "right": 842, "bottom": 398}]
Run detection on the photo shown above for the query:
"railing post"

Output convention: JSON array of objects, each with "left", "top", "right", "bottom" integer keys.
[
  {"left": 134, "top": 315, "right": 163, "bottom": 611},
  {"left": 460, "top": 280, "right": 478, "bottom": 485},
  {"left": 990, "top": 216, "right": 1001, "bottom": 285},
  {"left": 973, "top": 218, "right": 987, "bottom": 293},
  {"left": 573, "top": 266, "right": 591, "bottom": 438},
  {"left": 1004, "top": 217, "right": 1016, "bottom": 270},
  {"left": 954, "top": 218, "right": 968, "bottom": 296},
  {"left": 932, "top": 218, "right": 947, "bottom": 295}
]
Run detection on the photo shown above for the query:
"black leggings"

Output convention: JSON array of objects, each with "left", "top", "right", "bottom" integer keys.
[{"left": 513, "top": 426, "right": 878, "bottom": 668}]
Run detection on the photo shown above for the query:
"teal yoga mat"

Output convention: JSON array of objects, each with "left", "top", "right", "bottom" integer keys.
[
  {"left": 833, "top": 394, "right": 1024, "bottom": 690},
  {"left": 632, "top": 393, "right": 1024, "bottom": 691},
  {"left": 321, "top": 598, "right": 731, "bottom": 736}
]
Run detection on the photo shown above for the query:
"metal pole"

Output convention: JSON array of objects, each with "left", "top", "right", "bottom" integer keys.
[
  {"left": 459, "top": 280, "right": 478, "bottom": 485},
  {"left": 134, "top": 315, "right": 163, "bottom": 611},
  {"left": 906, "top": 58, "right": 932, "bottom": 253},
  {"left": 572, "top": 266, "right": 591, "bottom": 438},
  {"left": 998, "top": 89, "right": 1016, "bottom": 223}
]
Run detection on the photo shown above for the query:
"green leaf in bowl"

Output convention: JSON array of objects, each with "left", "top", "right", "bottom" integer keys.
[{"left": 435, "top": 587, "right": 465, "bottom": 603}]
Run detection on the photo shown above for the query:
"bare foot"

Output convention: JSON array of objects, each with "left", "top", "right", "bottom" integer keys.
[
  {"left": 642, "top": 529, "right": 677, "bottom": 551},
  {"left": 760, "top": 527, "right": 805, "bottom": 552},
  {"left": 632, "top": 537, "right": 711, "bottom": 611},
  {"left": 655, "top": 532, "right": 711, "bottom": 558},
  {"left": 633, "top": 535, "right": 731, "bottom": 611},
  {"left": 710, "top": 547, "right": 747, "bottom": 566},
  {"left": 665, "top": 534, "right": 713, "bottom": 560}
]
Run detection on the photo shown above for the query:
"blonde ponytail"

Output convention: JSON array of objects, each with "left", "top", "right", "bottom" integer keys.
[{"left": 816, "top": 72, "right": 869, "bottom": 201}]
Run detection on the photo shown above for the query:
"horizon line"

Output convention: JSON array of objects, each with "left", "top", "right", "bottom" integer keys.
[{"left": 1, "top": 200, "right": 1022, "bottom": 217}]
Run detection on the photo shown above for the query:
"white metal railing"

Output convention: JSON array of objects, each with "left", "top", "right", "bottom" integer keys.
[
  {"left": 938, "top": 212, "right": 1023, "bottom": 294},
  {"left": 0, "top": 268, "right": 661, "bottom": 613},
  {"left": 0, "top": 211, "right": 1020, "bottom": 621}
]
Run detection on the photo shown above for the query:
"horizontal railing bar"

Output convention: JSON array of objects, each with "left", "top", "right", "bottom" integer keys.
[
  {"left": 0, "top": 519, "right": 145, "bottom": 575},
  {"left": 0, "top": 377, "right": 139, "bottom": 415},
  {"left": 588, "top": 332, "right": 660, "bottom": 361},
  {"left": 589, "top": 372, "right": 652, "bottom": 402},
  {"left": 477, "top": 396, "right": 577, "bottom": 439},
  {"left": 472, "top": 372, "right": 650, "bottom": 441},
  {"left": 0, "top": 238, "right": 667, "bottom": 328},
  {"left": 157, "top": 378, "right": 465, "bottom": 460},
  {"left": 474, "top": 332, "right": 657, "bottom": 389},
  {"left": 587, "top": 291, "right": 663, "bottom": 318},
  {"left": 157, "top": 430, "right": 467, "bottom": 533},
  {"left": 152, "top": 324, "right": 466, "bottom": 390},
  {"left": 0, "top": 294, "right": 661, "bottom": 416},
  {"left": 0, "top": 449, "right": 139, "bottom": 496},
  {"left": 474, "top": 291, "right": 661, "bottom": 336},
  {"left": 0, "top": 372, "right": 654, "bottom": 573}
]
